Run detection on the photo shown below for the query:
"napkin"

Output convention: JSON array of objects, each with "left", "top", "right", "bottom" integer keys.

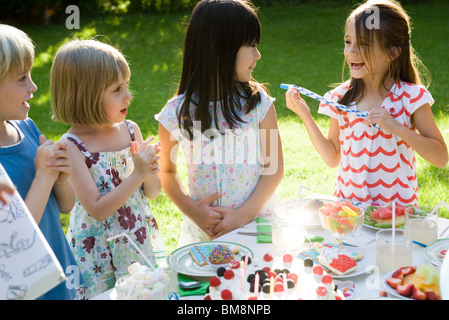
[
  {"left": 256, "top": 224, "right": 272, "bottom": 243},
  {"left": 177, "top": 274, "right": 209, "bottom": 297}
]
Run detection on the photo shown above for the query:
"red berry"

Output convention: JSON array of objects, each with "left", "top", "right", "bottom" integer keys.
[
  {"left": 221, "top": 289, "right": 233, "bottom": 300},
  {"left": 425, "top": 291, "right": 438, "bottom": 300},
  {"left": 287, "top": 273, "right": 298, "bottom": 284},
  {"left": 274, "top": 283, "right": 284, "bottom": 292},
  {"left": 313, "top": 265, "right": 323, "bottom": 275},
  {"left": 316, "top": 286, "right": 327, "bottom": 296},
  {"left": 322, "top": 274, "right": 333, "bottom": 285},
  {"left": 396, "top": 283, "right": 414, "bottom": 297},
  {"left": 204, "top": 295, "right": 211, "bottom": 300},
  {"left": 262, "top": 266, "right": 271, "bottom": 273},
  {"left": 283, "top": 253, "right": 293, "bottom": 263},
  {"left": 385, "top": 277, "right": 402, "bottom": 289},
  {"left": 391, "top": 268, "right": 404, "bottom": 279},
  {"left": 224, "top": 270, "right": 235, "bottom": 280},
  {"left": 412, "top": 287, "right": 427, "bottom": 300},
  {"left": 263, "top": 253, "right": 273, "bottom": 262},
  {"left": 230, "top": 260, "right": 240, "bottom": 269},
  {"left": 209, "top": 276, "right": 221, "bottom": 287},
  {"left": 248, "top": 296, "right": 258, "bottom": 300},
  {"left": 399, "top": 266, "right": 416, "bottom": 276}
]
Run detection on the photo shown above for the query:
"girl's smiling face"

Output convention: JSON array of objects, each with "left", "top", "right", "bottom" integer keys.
[
  {"left": 0, "top": 71, "right": 37, "bottom": 122},
  {"left": 344, "top": 18, "right": 392, "bottom": 85},
  {"left": 101, "top": 73, "right": 132, "bottom": 123},
  {"left": 235, "top": 44, "right": 261, "bottom": 83}
]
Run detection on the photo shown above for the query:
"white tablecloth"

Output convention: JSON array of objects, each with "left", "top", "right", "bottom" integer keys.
[{"left": 93, "top": 216, "right": 449, "bottom": 300}]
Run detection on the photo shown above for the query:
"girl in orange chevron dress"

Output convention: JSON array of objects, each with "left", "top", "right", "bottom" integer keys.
[{"left": 286, "top": 0, "right": 447, "bottom": 206}]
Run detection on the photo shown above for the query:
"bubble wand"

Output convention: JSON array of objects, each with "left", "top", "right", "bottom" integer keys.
[{"left": 280, "top": 84, "right": 381, "bottom": 129}]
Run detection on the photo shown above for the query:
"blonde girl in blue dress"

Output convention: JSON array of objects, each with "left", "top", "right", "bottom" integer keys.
[
  {"left": 156, "top": 0, "right": 284, "bottom": 246},
  {"left": 51, "top": 39, "right": 165, "bottom": 299}
]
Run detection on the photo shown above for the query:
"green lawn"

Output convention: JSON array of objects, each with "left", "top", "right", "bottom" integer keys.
[{"left": 16, "top": 0, "right": 449, "bottom": 253}]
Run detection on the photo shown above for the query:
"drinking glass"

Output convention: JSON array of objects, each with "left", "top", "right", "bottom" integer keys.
[
  {"left": 376, "top": 229, "right": 413, "bottom": 272},
  {"left": 404, "top": 206, "right": 438, "bottom": 246}
]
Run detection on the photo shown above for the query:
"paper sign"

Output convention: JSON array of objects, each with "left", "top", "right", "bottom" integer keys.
[{"left": 0, "top": 164, "right": 66, "bottom": 300}]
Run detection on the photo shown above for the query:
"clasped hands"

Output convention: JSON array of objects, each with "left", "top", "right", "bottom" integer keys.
[{"left": 194, "top": 192, "right": 246, "bottom": 240}]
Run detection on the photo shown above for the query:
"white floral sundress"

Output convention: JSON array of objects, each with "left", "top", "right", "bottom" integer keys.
[
  {"left": 155, "top": 87, "right": 281, "bottom": 247},
  {"left": 63, "top": 120, "right": 166, "bottom": 300}
]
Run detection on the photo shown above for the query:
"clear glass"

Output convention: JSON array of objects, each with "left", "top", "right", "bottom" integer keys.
[
  {"left": 272, "top": 203, "right": 306, "bottom": 252},
  {"left": 376, "top": 229, "right": 413, "bottom": 272},
  {"left": 319, "top": 208, "right": 365, "bottom": 242},
  {"left": 404, "top": 206, "right": 438, "bottom": 246}
]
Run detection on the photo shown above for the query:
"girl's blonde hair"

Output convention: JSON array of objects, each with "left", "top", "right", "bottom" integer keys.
[
  {"left": 51, "top": 39, "right": 130, "bottom": 125},
  {"left": 339, "top": 0, "right": 430, "bottom": 106},
  {"left": 0, "top": 24, "right": 34, "bottom": 85}
]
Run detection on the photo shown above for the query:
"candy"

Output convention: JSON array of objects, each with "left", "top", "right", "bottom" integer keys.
[
  {"left": 210, "top": 276, "right": 221, "bottom": 287},
  {"left": 223, "top": 270, "right": 235, "bottom": 280},
  {"left": 208, "top": 245, "right": 234, "bottom": 265},
  {"left": 221, "top": 289, "right": 233, "bottom": 300}
]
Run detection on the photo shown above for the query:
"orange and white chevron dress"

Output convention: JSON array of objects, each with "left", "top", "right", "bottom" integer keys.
[{"left": 318, "top": 81, "right": 434, "bottom": 206}]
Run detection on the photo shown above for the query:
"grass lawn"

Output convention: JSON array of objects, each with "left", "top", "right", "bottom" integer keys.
[{"left": 15, "top": 0, "right": 449, "bottom": 254}]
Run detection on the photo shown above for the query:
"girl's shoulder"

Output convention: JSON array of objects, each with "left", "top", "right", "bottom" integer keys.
[{"left": 389, "top": 81, "right": 434, "bottom": 108}]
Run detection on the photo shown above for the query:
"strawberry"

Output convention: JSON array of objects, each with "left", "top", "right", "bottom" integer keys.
[
  {"left": 391, "top": 268, "right": 404, "bottom": 279},
  {"left": 396, "top": 283, "right": 414, "bottom": 297},
  {"left": 425, "top": 291, "right": 439, "bottom": 300},
  {"left": 386, "top": 277, "right": 402, "bottom": 289},
  {"left": 399, "top": 266, "right": 416, "bottom": 276},
  {"left": 412, "top": 287, "right": 427, "bottom": 300}
]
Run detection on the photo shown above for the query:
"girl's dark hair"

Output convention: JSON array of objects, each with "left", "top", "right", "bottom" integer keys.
[
  {"left": 339, "top": 0, "right": 429, "bottom": 106},
  {"left": 177, "top": 0, "right": 263, "bottom": 139}
]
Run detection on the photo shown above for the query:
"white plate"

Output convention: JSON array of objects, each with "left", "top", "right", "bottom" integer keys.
[
  {"left": 298, "top": 244, "right": 374, "bottom": 279},
  {"left": 168, "top": 241, "right": 254, "bottom": 277},
  {"left": 383, "top": 270, "right": 412, "bottom": 300},
  {"left": 425, "top": 239, "right": 449, "bottom": 267}
]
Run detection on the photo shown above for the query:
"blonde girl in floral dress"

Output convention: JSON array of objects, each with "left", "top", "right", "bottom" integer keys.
[
  {"left": 51, "top": 40, "right": 165, "bottom": 299},
  {"left": 156, "top": 0, "right": 284, "bottom": 246}
]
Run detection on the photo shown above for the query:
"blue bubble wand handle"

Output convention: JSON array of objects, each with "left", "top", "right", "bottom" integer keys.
[{"left": 280, "top": 83, "right": 380, "bottom": 129}]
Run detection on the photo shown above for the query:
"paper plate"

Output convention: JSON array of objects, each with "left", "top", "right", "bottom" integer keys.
[{"left": 168, "top": 241, "right": 254, "bottom": 277}]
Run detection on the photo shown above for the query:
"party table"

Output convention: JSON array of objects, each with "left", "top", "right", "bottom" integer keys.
[{"left": 93, "top": 212, "right": 449, "bottom": 300}]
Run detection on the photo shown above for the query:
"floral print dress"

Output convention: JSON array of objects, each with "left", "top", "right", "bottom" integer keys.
[
  {"left": 63, "top": 120, "right": 166, "bottom": 299},
  {"left": 156, "top": 86, "right": 281, "bottom": 247}
]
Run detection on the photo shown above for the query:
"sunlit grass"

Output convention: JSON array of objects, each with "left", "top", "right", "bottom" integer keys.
[{"left": 15, "top": 0, "right": 449, "bottom": 253}]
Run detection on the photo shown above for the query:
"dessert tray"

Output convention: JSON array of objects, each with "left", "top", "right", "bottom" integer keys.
[{"left": 168, "top": 241, "right": 254, "bottom": 277}]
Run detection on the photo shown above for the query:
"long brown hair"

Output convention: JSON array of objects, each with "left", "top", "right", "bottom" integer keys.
[
  {"left": 339, "top": 0, "right": 430, "bottom": 106},
  {"left": 177, "top": 0, "right": 263, "bottom": 140}
]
